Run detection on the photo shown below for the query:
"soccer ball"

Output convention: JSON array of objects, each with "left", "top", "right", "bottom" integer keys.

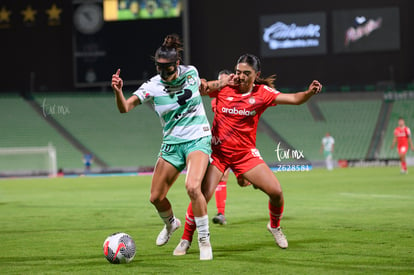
[{"left": 103, "top": 232, "right": 136, "bottom": 264}]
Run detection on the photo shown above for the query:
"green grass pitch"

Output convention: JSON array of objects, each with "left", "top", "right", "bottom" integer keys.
[{"left": 0, "top": 167, "right": 413, "bottom": 274}]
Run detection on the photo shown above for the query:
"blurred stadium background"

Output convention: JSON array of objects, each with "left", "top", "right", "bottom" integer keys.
[{"left": 1, "top": 0, "right": 413, "bottom": 176}]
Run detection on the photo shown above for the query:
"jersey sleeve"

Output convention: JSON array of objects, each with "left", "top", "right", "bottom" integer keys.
[
  {"left": 208, "top": 89, "right": 220, "bottom": 98},
  {"left": 394, "top": 128, "right": 399, "bottom": 137},
  {"left": 261, "top": 85, "right": 280, "bottom": 107},
  {"left": 133, "top": 80, "right": 154, "bottom": 103}
]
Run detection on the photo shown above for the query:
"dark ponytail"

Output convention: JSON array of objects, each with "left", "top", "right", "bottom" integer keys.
[{"left": 154, "top": 34, "right": 183, "bottom": 62}]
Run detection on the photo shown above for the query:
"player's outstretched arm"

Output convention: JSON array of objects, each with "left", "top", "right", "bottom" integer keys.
[
  {"left": 199, "top": 74, "right": 235, "bottom": 95},
  {"left": 409, "top": 136, "right": 414, "bottom": 151},
  {"left": 274, "top": 80, "right": 322, "bottom": 105},
  {"left": 111, "top": 69, "right": 140, "bottom": 113},
  {"left": 390, "top": 136, "right": 397, "bottom": 149}
]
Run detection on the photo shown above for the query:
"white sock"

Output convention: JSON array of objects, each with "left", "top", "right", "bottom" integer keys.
[
  {"left": 158, "top": 209, "right": 175, "bottom": 229},
  {"left": 195, "top": 215, "right": 210, "bottom": 240}
]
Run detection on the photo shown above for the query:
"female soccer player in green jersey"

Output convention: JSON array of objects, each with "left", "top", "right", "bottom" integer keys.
[{"left": 111, "top": 34, "right": 215, "bottom": 260}]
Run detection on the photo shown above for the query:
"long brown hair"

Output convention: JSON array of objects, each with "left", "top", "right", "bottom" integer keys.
[{"left": 237, "top": 53, "right": 276, "bottom": 88}]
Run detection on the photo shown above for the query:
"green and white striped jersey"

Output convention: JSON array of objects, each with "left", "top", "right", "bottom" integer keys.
[{"left": 133, "top": 65, "right": 211, "bottom": 144}]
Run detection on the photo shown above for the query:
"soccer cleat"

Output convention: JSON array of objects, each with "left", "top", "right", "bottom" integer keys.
[
  {"left": 212, "top": 213, "right": 227, "bottom": 225},
  {"left": 173, "top": 239, "right": 191, "bottom": 256},
  {"left": 267, "top": 223, "right": 288, "bottom": 249},
  {"left": 198, "top": 235, "right": 213, "bottom": 260},
  {"left": 156, "top": 218, "right": 181, "bottom": 246}
]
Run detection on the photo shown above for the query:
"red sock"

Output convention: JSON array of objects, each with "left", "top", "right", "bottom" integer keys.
[
  {"left": 402, "top": 161, "right": 407, "bottom": 171},
  {"left": 215, "top": 181, "right": 227, "bottom": 215},
  {"left": 181, "top": 202, "right": 197, "bottom": 242},
  {"left": 269, "top": 201, "right": 284, "bottom": 228}
]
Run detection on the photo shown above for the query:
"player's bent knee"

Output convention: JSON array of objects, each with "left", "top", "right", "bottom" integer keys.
[
  {"left": 149, "top": 194, "right": 164, "bottom": 205},
  {"left": 185, "top": 184, "right": 202, "bottom": 200},
  {"left": 268, "top": 190, "right": 283, "bottom": 202}
]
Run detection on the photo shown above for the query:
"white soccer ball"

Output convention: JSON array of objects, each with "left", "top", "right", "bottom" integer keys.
[{"left": 103, "top": 232, "right": 136, "bottom": 264}]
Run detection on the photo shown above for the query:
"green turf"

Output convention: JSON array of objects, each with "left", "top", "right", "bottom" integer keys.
[{"left": 0, "top": 167, "right": 413, "bottom": 274}]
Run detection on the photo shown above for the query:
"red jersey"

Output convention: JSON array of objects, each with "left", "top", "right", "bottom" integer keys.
[
  {"left": 211, "top": 98, "right": 217, "bottom": 113},
  {"left": 394, "top": 126, "right": 411, "bottom": 147},
  {"left": 209, "top": 84, "right": 280, "bottom": 151}
]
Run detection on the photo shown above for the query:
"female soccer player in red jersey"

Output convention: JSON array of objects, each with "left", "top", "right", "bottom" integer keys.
[
  {"left": 173, "top": 53, "right": 322, "bottom": 257},
  {"left": 391, "top": 117, "right": 414, "bottom": 173},
  {"left": 211, "top": 70, "right": 252, "bottom": 226}
]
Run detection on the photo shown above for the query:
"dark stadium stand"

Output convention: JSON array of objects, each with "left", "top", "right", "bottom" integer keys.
[
  {"left": 260, "top": 93, "right": 383, "bottom": 161},
  {"left": 317, "top": 99, "right": 382, "bottom": 159},
  {"left": 0, "top": 95, "right": 81, "bottom": 172},
  {"left": 33, "top": 93, "right": 162, "bottom": 169},
  {"left": 0, "top": 91, "right": 412, "bottom": 175}
]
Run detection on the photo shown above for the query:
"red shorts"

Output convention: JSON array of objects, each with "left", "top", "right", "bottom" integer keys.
[
  {"left": 398, "top": 145, "right": 408, "bottom": 154},
  {"left": 211, "top": 146, "right": 265, "bottom": 178}
]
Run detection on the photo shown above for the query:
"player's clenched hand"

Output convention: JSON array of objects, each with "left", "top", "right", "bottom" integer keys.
[
  {"left": 226, "top": 73, "right": 238, "bottom": 87},
  {"left": 309, "top": 80, "right": 322, "bottom": 95},
  {"left": 199, "top": 78, "right": 208, "bottom": 94},
  {"left": 111, "top": 69, "right": 123, "bottom": 93}
]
